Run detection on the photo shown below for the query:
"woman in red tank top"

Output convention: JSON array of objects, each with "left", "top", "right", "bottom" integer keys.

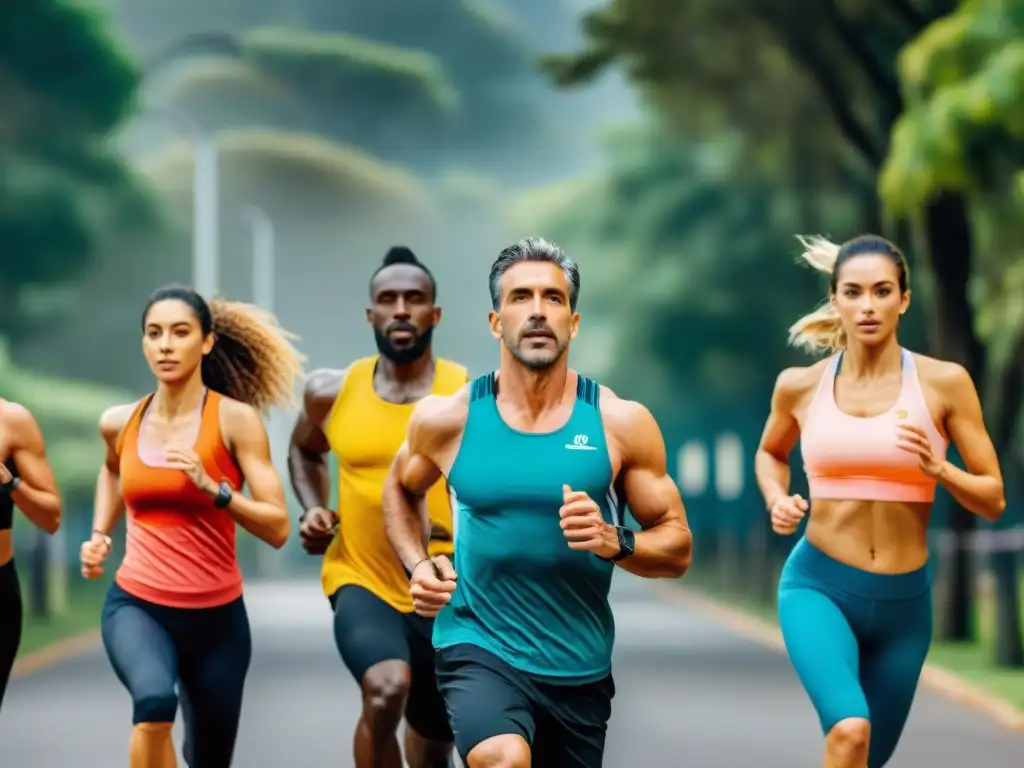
[
  {"left": 0, "top": 399, "right": 62, "bottom": 716},
  {"left": 78, "top": 284, "right": 304, "bottom": 768}
]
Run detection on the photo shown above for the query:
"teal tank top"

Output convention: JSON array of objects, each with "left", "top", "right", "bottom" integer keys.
[{"left": 434, "top": 372, "right": 621, "bottom": 683}]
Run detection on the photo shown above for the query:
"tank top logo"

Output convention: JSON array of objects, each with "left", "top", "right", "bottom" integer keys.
[{"left": 565, "top": 433, "right": 597, "bottom": 451}]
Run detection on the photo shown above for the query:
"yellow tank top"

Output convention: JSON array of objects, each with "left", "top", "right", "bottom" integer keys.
[{"left": 320, "top": 355, "right": 468, "bottom": 610}]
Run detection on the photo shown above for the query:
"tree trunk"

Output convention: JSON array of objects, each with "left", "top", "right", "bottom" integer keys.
[
  {"left": 988, "top": 344, "right": 1024, "bottom": 666},
  {"left": 992, "top": 545, "right": 1024, "bottom": 666},
  {"left": 920, "top": 192, "right": 985, "bottom": 642},
  {"left": 28, "top": 527, "right": 50, "bottom": 619}
]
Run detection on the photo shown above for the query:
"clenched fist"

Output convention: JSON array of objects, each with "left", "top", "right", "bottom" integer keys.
[
  {"left": 299, "top": 507, "right": 339, "bottom": 555},
  {"left": 770, "top": 494, "right": 809, "bottom": 535},
  {"left": 80, "top": 531, "right": 112, "bottom": 579},
  {"left": 409, "top": 556, "right": 457, "bottom": 618}
]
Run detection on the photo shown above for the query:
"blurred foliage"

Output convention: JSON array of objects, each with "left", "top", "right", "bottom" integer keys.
[
  {"left": 163, "top": 29, "right": 460, "bottom": 168},
  {"left": 880, "top": 0, "right": 1024, "bottom": 389},
  {"left": 139, "top": 129, "right": 433, "bottom": 217},
  {"left": 108, "top": 0, "right": 561, "bottom": 180},
  {"left": 539, "top": 0, "right": 1024, "bottom": 442},
  {"left": 0, "top": 0, "right": 159, "bottom": 342},
  {"left": 18, "top": 130, "right": 438, "bottom": 393},
  {"left": 881, "top": 0, "right": 1024, "bottom": 216},
  {"left": 0, "top": 340, "right": 131, "bottom": 500},
  {"left": 513, "top": 126, "right": 886, "bottom": 416}
]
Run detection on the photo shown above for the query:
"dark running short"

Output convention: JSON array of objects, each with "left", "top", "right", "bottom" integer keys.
[
  {"left": 329, "top": 585, "right": 452, "bottom": 743},
  {"left": 0, "top": 559, "right": 23, "bottom": 714},
  {"left": 435, "top": 643, "right": 614, "bottom": 767}
]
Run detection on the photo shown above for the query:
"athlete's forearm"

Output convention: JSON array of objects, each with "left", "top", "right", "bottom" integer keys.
[
  {"left": 617, "top": 522, "right": 692, "bottom": 579},
  {"left": 382, "top": 470, "right": 430, "bottom": 572},
  {"left": 936, "top": 462, "right": 1005, "bottom": 522},
  {"left": 287, "top": 445, "right": 330, "bottom": 513},
  {"left": 10, "top": 482, "right": 61, "bottom": 534},
  {"left": 755, "top": 449, "right": 791, "bottom": 511},
  {"left": 92, "top": 465, "right": 126, "bottom": 536},
  {"left": 220, "top": 492, "right": 290, "bottom": 548}
]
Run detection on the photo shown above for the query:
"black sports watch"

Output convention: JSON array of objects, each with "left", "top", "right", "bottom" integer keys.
[
  {"left": 0, "top": 477, "right": 20, "bottom": 496},
  {"left": 605, "top": 526, "right": 635, "bottom": 562},
  {"left": 213, "top": 481, "right": 233, "bottom": 509}
]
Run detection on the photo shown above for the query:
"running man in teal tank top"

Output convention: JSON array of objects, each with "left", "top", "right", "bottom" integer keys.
[{"left": 382, "top": 237, "right": 693, "bottom": 768}]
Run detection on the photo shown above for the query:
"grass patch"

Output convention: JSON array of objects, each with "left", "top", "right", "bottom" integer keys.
[
  {"left": 18, "top": 577, "right": 111, "bottom": 657},
  {"left": 683, "top": 568, "right": 1024, "bottom": 711},
  {"left": 927, "top": 577, "right": 1024, "bottom": 710}
]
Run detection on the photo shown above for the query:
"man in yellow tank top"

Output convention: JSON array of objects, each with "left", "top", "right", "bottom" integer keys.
[{"left": 288, "top": 247, "right": 466, "bottom": 768}]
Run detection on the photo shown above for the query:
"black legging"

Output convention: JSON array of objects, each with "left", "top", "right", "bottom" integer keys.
[
  {"left": 101, "top": 582, "right": 252, "bottom": 767},
  {"left": 0, "top": 559, "right": 22, "bottom": 714}
]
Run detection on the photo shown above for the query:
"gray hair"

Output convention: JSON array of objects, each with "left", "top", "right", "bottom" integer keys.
[{"left": 488, "top": 237, "right": 581, "bottom": 312}]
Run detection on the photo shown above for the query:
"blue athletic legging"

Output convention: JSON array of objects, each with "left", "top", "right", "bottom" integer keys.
[
  {"left": 101, "top": 581, "right": 252, "bottom": 768},
  {"left": 778, "top": 537, "right": 932, "bottom": 768}
]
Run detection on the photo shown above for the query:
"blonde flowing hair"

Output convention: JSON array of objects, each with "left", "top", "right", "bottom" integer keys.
[
  {"left": 786, "top": 234, "right": 910, "bottom": 355},
  {"left": 787, "top": 236, "right": 845, "bottom": 354}
]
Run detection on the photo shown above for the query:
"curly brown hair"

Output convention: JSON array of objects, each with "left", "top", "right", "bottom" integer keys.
[{"left": 142, "top": 285, "right": 306, "bottom": 413}]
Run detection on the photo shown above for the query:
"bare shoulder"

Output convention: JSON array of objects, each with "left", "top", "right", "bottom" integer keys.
[
  {"left": 913, "top": 353, "right": 976, "bottom": 401},
  {"left": 598, "top": 388, "right": 660, "bottom": 443},
  {"left": 777, "top": 359, "right": 829, "bottom": 395},
  {"left": 302, "top": 366, "right": 347, "bottom": 423},
  {"left": 0, "top": 400, "right": 43, "bottom": 450},
  {"left": 913, "top": 353, "right": 972, "bottom": 387},
  {"left": 771, "top": 359, "right": 829, "bottom": 409},
  {"left": 218, "top": 396, "right": 266, "bottom": 439},
  {"left": 99, "top": 401, "right": 140, "bottom": 443},
  {"left": 304, "top": 367, "right": 346, "bottom": 402},
  {"left": 406, "top": 386, "right": 470, "bottom": 456},
  {"left": 0, "top": 400, "right": 33, "bottom": 430}
]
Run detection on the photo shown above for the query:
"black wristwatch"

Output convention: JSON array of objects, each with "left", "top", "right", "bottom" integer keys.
[
  {"left": 604, "top": 526, "right": 635, "bottom": 562},
  {"left": 213, "top": 481, "right": 233, "bottom": 509},
  {"left": 0, "top": 477, "right": 20, "bottom": 496}
]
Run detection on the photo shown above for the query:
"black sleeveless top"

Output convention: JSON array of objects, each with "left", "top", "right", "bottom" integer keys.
[{"left": 0, "top": 460, "right": 17, "bottom": 531}]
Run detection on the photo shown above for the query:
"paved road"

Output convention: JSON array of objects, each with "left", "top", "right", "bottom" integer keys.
[{"left": 2, "top": 574, "right": 1021, "bottom": 766}]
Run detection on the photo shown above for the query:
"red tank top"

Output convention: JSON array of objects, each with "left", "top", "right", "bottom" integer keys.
[{"left": 115, "top": 390, "right": 245, "bottom": 608}]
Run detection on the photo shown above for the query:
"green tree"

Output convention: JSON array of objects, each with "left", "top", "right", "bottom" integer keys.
[
  {"left": 880, "top": 0, "right": 1024, "bottom": 666},
  {"left": 106, "top": 0, "right": 560, "bottom": 180},
  {"left": 543, "top": 0, "right": 1004, "bottom": 646},
  {"left": 24, "top": 130, "right": 439, "bottom": 393},
  {"left": 159, "top": 28, "right": 459, "bottom": 174},
  {"left": 0, "top": 0, "right": 154, "bottom": 345}
]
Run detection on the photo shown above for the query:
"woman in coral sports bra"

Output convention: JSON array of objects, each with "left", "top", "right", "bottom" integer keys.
[
  {"left": 755, "top": 235, "right": 1005, "bottom": 768},
  {"left": 78, "top": 284, "right": 303, "bottom": 768}
]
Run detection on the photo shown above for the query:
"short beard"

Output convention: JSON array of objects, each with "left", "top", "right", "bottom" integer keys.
[
  {"left": 504, "top": 329, "right": 567, "bottom": 370},
  {"left": 374, "top": 325, "right": 434, "bottom": 365}
]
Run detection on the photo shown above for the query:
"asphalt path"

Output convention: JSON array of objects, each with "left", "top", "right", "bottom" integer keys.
[{"left": 2, "top": 574, "right": 1021, "bottom": 766}]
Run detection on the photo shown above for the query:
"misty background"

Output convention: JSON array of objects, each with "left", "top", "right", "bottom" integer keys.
[{"left": 4, "top": 0, "right": 1024, "bottom": 709}]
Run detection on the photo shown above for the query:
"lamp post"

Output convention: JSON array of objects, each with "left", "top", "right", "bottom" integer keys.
[{"left": 241, "top": 204, "right": 287, "bottom": 576}]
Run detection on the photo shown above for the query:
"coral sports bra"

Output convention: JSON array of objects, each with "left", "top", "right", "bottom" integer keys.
[{"left": 801, "top": 348, "right": 948, "bottom": 503}]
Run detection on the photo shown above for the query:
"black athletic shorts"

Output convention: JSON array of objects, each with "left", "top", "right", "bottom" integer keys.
[
  {"left": 329, "top": 585, "right": 452, "bottom": 743},
  {"left": 435, "top": 643, "right": 614, "bottom": 767},
  {"left": 0, "top": 559, "right": 23, "bottom": 714}
]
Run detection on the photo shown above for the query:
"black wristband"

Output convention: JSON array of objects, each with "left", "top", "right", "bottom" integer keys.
[
  {"left": 0, "top": 477, "right": 20, "bottom": 496},
  {"left": 213, "top": 481, "right": 233, "bottom": 509}
]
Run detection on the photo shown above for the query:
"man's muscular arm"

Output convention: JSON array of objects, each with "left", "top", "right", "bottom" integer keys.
[
  {"left": 606, "top": 396, "right": 693, "bottom": 579},
  {"left": 383, "top": 393, "right": 464, "bottom": 573},
  {"left": 288, "top": 368, "right": 344, "bottom": 515}
]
